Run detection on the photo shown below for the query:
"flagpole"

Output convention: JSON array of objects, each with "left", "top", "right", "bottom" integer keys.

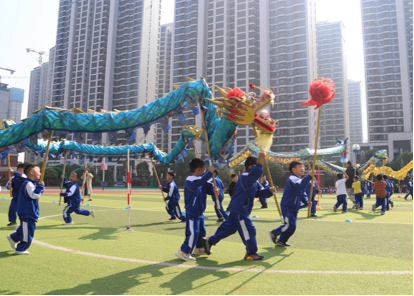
[
  {"left": 307, "top": 108, "right": 322, "bottom": 218},
  {"left": 7, "top": 154, "right": 12, "bottom": 197},
  {"left": 59, "top": 151, "right": 68, "bottom": 206}
]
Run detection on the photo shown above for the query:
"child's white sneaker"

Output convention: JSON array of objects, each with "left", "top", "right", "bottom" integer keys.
[
  {"left": 175, "top": 250, "right": 196, "bottom": 261},
  {"left": 7, "top": 235, "right": 16, "bottom": 250},
  {"left": 90, "top": 210, "right": 95, "bottom": 218},
  {"left": 63, "top": 222, "right": 74, "bottom": 225},
  {"left": 381, "top": 212, "right": 385, "bottom": 215},
  {"left": 15, "top": 250, "right": 30, "bottom": 255}
]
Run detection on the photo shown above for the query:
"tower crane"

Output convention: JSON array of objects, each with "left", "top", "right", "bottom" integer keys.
[
  {"left": 0, "top": 67, "right": 16, "bottom": 83},
  {"left": 26, "top": 48, "right": 48, "bottom": 66}
]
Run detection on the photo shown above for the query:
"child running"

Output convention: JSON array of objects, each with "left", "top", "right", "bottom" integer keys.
[
  {"left": 7, "top": 165, "right": 44, "bottom": 255},
  {"left": 352, "top": 176, "right": 364, "bottom": 210},
  {"left": 208, "top": 170, "right": 229, "bottom": 222},
  {"left": 383, "top": 175, "right": 394, "bottom": 210},
  {"left": 259, "top": 175, "right": 270, "bottom": 208},
  {"left": 334, "top": 172, "right": 349, "bottom": 213},
  {"left": 6, "top": 163, "right": 26, "bottom": 226},
  {"left": 175, "top": 159, "right": 218, "bottom": 261},
  {"left": 306, "top": 179, "right": 318, "bottom": 217},
  {"left": 160, "top": 171, "right": 186, "bottom": 222},
  {"left": 61, "top": 172, "right": 95, "bottom": 225},
  {"left": 269, "top": 161, "right": 315, "bottom": 247},
  {"left": 372, "top": 174, "right": 388, "bottom": 215},
  {"left": 405, "top": 177, "right": 413, "bottom": 200},
  {"left": 202, "top": 152, "right": 275, "bottom": 260}
]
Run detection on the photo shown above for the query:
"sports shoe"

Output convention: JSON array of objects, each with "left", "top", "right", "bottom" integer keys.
[
  {"left": 333, "top": 206, "right": 337, "bottom": 212},
  {"left": 15, "top": 250, "right": 30, "bottom": 255},
  {"left": 269, "top": 230, "right": 277, "bottom": 244},
  {"left": 62, "top": 222, "right": 74, "bottom": 225},
  {"left": 359, "top": 208, "right": 364, "bottom": 210},
  {"left": 7, "top": 222, "right": 17, "bottom": 227},
  {"left": 192, "top": 248, "right": 212, "bottom": 255},
  {"left": 381, "top": 212, "right": 385, "bottom": 215},
  {"left": 244, "top": 253, "right": 264, "bottom": 260},
  {"left": 390, "top": 201, "right": 394, "bottom": 208},
  {"left": 310, "top": 214, "right": 317, "bottom": 217},
  {"left": 90, "top": 210, "right": 95, "bottom": 218},
  {"left": 217, "top": 217, "right": 225, "bottom": 223},
  {"left": 174, "top": 250, "right": 196, "bottom": 261},
  {"left": 88, "top": 198, "right": 92, "bottom": 201},
  {"left": 261, "top": 205, "right": 268, "bottom": 209},
  {"left": 169, "top": 217, "right": 177, "bottom": 220},
  {"left": 372, "top": 204, "right": 375, "bottom": 212},
  {"left": 7, "top": 235, "right": 16, "bottom": 250},
  {"left": 276, "top": 239, "right": 290, "bottom": 247},
  {"left": 355, "top": 204, "right": 359, "bottom": 210},
  {"left": 201, "top": 237, "right": 215, "bottom": 255}
]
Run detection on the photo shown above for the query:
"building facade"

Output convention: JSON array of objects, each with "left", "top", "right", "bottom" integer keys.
[
  {"left": 161, "top": 0, "right": 318, "bottom": 156},
  {"left": 316, "top": 21, "right": 350, "bottom": 152},
  {"left": 360, "top": 0, "right": 413, "bottom": 160},
  {"left": 348, "top": 79, "right": 363, "bottom": 145},
  {"left": 0, "top": 83, "right": 10, "bottom": 120}
]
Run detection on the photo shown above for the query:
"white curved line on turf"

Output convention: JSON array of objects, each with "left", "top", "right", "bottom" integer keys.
[{"left": 31, "top": 239, "right": 412, "bottom": 275}]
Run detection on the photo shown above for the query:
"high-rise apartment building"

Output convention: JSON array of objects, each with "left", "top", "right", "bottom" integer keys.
[
  {"left": 162, "top": 0, "right": 318, "bottom": 156},
  {"left": 348, "top": 80, "right": 363, "bottom": 145},
  {"left": 51, "top": 0, "right": 160, "bottom": 144},
  {"left": 360, "top": 0, "right": 413, "bottom": 159},
  {"left": 156, "top": 23, "right": 174, "bottom": 153},
  {"left": 0, "top": 83, "right": 24, "bottom": 122},
  {"left": 316, "top": 21, "right": 350, "bottom": 151}
]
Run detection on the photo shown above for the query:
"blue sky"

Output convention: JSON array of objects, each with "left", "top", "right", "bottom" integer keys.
[{"left": 0, "top": 0, "right": 367, "bottom": 142}]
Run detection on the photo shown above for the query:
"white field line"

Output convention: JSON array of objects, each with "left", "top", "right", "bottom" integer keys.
[{"left": 31, "top": 239, "right": 412, "bottom": 275}]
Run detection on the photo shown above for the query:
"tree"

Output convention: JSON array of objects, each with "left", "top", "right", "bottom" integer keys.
[
  {"left": 266, "top": 162, "right": 286, "bottom": 188},
  {"left": 388, "top": 151, "right": 413, "bottom": 171},
  {"left": 44, "top": 168, "right": 58, "bottom": 184},
  {"left": 136, "top": 161, "right": 150, "bottom": 178}
]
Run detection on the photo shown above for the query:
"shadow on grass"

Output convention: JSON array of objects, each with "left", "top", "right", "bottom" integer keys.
[
  {"left": 0, "top": 250, "right": 15, "bottom": 260},
  {"left": 35, "top": 224, "right": 119, "bottom": 241},
  {"left": 45, "top": 259, "right": 180, "bottom": 295},
  {"left": 0, "top": 290, "right": 20, "bottom": 295}
]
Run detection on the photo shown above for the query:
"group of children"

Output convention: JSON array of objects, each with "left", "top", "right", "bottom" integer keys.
[{"left": 6, "top": 164, "right": 94, "bottom": 255}]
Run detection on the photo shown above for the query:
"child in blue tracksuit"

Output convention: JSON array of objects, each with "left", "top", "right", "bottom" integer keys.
[
  {"left": 60, "top": 172, "right": 94, "bottom": 224},
  {"left": 202, "top": 152, "right": 275, "bottom": 260},
  {"left": 270, "top": 161, "right": 315, "bottom": 247},
  {"left": 208, "top": 170, "right": 229, "bottom": 222},
  {"left": 175, "top": 159, "right": 218, "bottom": 261},
  {"left": 405, "top": 177, "right": 413, "bottom": 200},
  {"left": 160, "top": 171, "right": 185, "bottom": 222},
  {"left": 6, "top": 163, "right": 27, "bottom": 226},
  {"left": 7, "top": 165, "right": 44, "bottom": 255},
  {"left": 306, "top": 180, "right": 318, "bottom": 217},
  {"left": 366, "top": 180, "right": 372, "bottom": 199},
  {"left": 259, "top": 175, "right": 270, "bottom": 208},
  {"left": 383, "top": 175, "right": 394, "bottom": 210}
]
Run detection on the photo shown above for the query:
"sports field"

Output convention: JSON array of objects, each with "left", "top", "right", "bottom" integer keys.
[{"left": 1, "top": 189, "right": 412, "bottom": 295}]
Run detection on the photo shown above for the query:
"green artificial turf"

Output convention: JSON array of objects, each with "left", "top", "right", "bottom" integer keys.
[{"left": 0, "top": 191, "right": 412, "bottom": 295}]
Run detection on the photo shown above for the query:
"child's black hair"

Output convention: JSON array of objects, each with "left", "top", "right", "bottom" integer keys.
[
  {"left": 17, "top": 163, "right": 26, "bottom": 170},
  {"left": 289, "top": 161, "right": 304, "bottom": 173},
  {"left": 353, "top": 176, "right": 359, "bottom": 181},
  {"left": 376, "top": 174, "right": 383, "bottom": 181},
  {"left": 245, "top": 156, "right": 257, "bottom": 170},
  {"left": 383, "top": 175, "right": 388, "bottom": 180},
  {"left": 231, "top": 173, "right": 237, "bottom": 178},
  {"left": 347, "top": 161, "right": 352, "bottom": 165},
  {"left": 213, "top": 170, "right": 219, "bottom": 176},
  {"left": 24, "top": 164, "right": 38, "bottom": 176},
  {"left": 337, "top": 173, "right": 343, "bottom": 179},
  {"left": 70, "top": 171, "right": 80, "bottom": 179},
  {"left": 167, "top": 171, "right": 176, "bottom": 179},
  {"left": 189, "top": 158, "right": 205, "bottom": 173}
]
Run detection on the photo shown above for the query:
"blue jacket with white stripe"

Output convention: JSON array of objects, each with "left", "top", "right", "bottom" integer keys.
[
  {"left": 207, "top": 176, "right": 224, "bottom": 201},
  {"left": 281, "top": 174, "right": 312, "bottom": 213},
  {"left": 6, "top": 171, "right": 27, "bottom": 201},
  {"left": 162, "top": 180, "right": 180, "bottom": 204},
  {"left": 184, "top": 171, "right": 214, "bottom": 218},
  {"left": 228, "top": 164, "right": 273, "bottom": 217},
  {"left": 17, "top": 179, "right": 45, "bottom": 222},
  {"left": 61, "top": 179, "right": 82, "bottom": 207}
]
